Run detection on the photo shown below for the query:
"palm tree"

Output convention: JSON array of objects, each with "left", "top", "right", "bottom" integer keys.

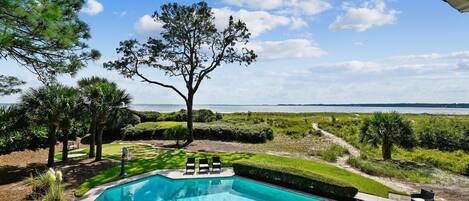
[
  {"left": 78, "top": 77, "right": 109, "bottom": 158},
  {"left": 78, "top": 77, "right": 132, "bottom": 161},
  {"left": 20, "top": 84, "right": 74, "bottom": 167},
  {"left": 360, "top": 112, "right": 413, "bottom": 160},
  {"left": 58, "top": 88, "right": 82, "bottom": 161}
]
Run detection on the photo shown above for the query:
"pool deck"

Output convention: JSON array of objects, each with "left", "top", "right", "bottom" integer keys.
[{"left": 78, "top": 168, "right": 402, "bottom": 201}]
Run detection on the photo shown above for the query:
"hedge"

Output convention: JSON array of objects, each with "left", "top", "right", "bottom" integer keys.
[
  {"left": 123, "top": 121, "right": 273, "bottom": 143},
  {"left": 233, "top": 161, "right": 358, "bottom": 200},
  {"left": 134, "top": 109, "right": 222, "bottom": 123}
]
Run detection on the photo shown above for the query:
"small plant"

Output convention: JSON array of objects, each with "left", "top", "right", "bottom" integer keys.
[
  {"left": 30, "top": 168, "right": 65, "bottom": 201},
  {"left": 163, "top": 125, "right": 187, "bottom": 148}
]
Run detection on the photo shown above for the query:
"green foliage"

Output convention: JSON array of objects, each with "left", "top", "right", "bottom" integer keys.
[
  {"left": 311, "top": 144, "right": 348, "bottom": 162},
  {"left": 318, "top": 113, "right": 469, "bottom": 175},
  {"left": 163, "top": 125, "right": 187, "bottom": 148},
  {"left": 30, "top": 168, "right": 65, "bottom": 201},
  {"left": 0, "top": 75, "right": 25, "bottom": 95},
  {"left": 0, "top": 0, "right": 100, "bottom": 84},
  {"left": 0, "top": 127, "right": 48, "bottom": 155},
  {"left": 19, "top": 84, "right": 81, "bottom": 166},
  {"left": 78, "top": 76, "right": 132, "bottom": 160},
  {"left": 74, "top": 144, "right": 396, "bottom": 198},
  {"left": 224, "top": 112, "right": 315, "bottom": 138},
  {"left": 233, "top": 153, "right": 398, "bottom": 198},
  {"left": 135, "top": 111, "right": 160, "bottom": 122},
  {"left": 347, "top": 157, "right": 436, "bottom": 183},
  {"left": 360, "top": 112, "right": 414, "bottom": 160},
  {"left": 414, "top": 117, "right": 469, "bottom": 152},
  {"left": 0, "top": 106, "right": 49, "bottom": 154},
  {"left": 193, "top": 123, "right": 274, "bottom": 143},
  {"left": 233, "top": 162, "right": 358, "bottom": 200},
  {"left": 157, "top": 109, "right": 221, "bottom": 122},
  {"left": 135, "top": 109, "right": 221, "bottom": 123},
  {"left": 393, "top": 147, "right": 469, "bottom": 175},
  {"left": 123, "top": 121, "right": 273, "bottom": 143}
]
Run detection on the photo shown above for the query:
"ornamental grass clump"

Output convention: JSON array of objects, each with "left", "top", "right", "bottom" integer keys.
[{"left": 30, "top": 168, "right": 66, "bottom": 201}]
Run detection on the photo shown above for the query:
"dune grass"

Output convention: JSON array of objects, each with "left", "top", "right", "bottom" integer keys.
[{"left": 74, "top": 143, "right": 398, "bottom": 198}]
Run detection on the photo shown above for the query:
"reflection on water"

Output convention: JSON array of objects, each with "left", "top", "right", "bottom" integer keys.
[{"left": 96, "top": 176, "right": 323, "bottom": 201}]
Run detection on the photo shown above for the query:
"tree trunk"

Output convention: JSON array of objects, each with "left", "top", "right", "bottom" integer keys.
[
  {"left": 382, "top": 134, "right": 392, "bottom": 160},
  {"left": 89, "top": 119, "right": 96, "bottom": 158},
  {"left": 47, "top": 124, "right": 57, "bottom": 167},
  {"left": 61, "top": 126, "right": 70, "bottom": 161},
  {"left": 186, "top": 94, "right": 194, "bottom": 143},
  {"left": 95, "top": 124, "right": 104, "bottom": 161}
]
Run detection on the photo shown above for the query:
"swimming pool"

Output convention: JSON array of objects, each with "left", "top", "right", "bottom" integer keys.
[{"left": 95, "top": 175, "right": 324, "bottom": 201}]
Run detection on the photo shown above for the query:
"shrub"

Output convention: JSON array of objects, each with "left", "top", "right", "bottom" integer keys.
[
  {"left": 193, "top": 124, "right": 273, "bottom": 143},
  {"left": 163, "top": 125, "right": 187, "bottom": 148},
  {"left": 135, "top": 111, "right": 160, "bottom": 122},
  {"left": 30, "top": 168, "right": 65, "bottom": 201},
  {"left": 123, "top": 122, "right": 273, "bottom": 143},
  {"left": 157, "top": 109, "right": 221, "bottom": 122},
  {"left": 233, "top": 161, "right": 358, "bottom": 200},
  {"left": 0, "top": 127, "right": 48, "bottom": 155},
  {"left": 414, "top": 117, "right": 468, "bottom": 152}
]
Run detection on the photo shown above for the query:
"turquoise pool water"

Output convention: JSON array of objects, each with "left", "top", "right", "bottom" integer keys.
[{"left": 96, "top": 176, "right": 324, "bottom": 201}]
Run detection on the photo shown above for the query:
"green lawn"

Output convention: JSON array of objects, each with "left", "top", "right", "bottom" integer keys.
[{"left": 74, "top": 143, "right": 398, "bottom": 198}]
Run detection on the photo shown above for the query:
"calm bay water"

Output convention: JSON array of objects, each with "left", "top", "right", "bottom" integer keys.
[
  {"left": 129, "top": 104, "right": 469, "bottom": 114},
  {"left": 3, "top": 103, "right": 469, "bottom": 114}
]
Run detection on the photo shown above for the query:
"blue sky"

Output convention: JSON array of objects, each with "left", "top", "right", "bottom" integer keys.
[{"left": 2, "top": 0, "right": 469, "bottom": 104}]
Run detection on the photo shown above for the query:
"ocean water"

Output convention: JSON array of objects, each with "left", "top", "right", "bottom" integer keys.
[
  {"left": 96, "top": 176, "right": 323, "bottom": 201},
  {"left": 129, "top": 104, "right": 469, "bottom": 114}
]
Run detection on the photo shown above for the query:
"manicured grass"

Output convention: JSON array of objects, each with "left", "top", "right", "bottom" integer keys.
[
  {"left": 236, "top": 154, "right": 400, "bottom": 198},
  {"left": 74, "top": 143, "right": 398, "bottom": 198},
  {"left": 132, "top": 121, "right": 186, "bottom": 130},
  {"left": 55, "top": 143, "right": 147, "bottom": 160}
]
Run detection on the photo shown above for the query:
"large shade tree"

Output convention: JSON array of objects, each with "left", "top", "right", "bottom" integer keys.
[
  {"left": 104, "top": 1, "right": 257, "bottom": 143},
  {"left": 79, "top": 77, "right": 132, "bottom": 161},
  {"left": 20, "top": 84, "right": 78, "bottom": 167},
  {"left": 0, "top": 0, "right": 100, "bottom": 94},
  {"left": 360, "top": 112, "right": 413, "bottom": 160}
]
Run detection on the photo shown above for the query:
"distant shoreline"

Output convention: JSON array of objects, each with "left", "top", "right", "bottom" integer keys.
[
  {"left": 3, "top": 103, "right": 469, "bottom": 108},
  {"left": 276, "top": 103, "right": 469, "bottom": 108}
]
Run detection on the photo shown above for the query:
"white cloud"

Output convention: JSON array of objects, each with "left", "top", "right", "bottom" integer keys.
[
  {"left": 282, "top": 0, "right": 332, "bottom": 16},
  {"left": 223, "top": 0, "right": 331, "bottom": 16},
  {"left": 114, "top": 11, "right": 127, "bottom": 17},
  {"left": 246, "top": 39, "right": 327, "bottom": 60},
  {"left": 81, "top": 0, "right": 104, "bottom": 16},
  {"left": 389, "top": 51, "right": 469, "bottom": 61},
  {"left": 223, "top": 0, "right": 284, "bottom": 10},
  {"left": 213, "top": 8, "right": 291, "bottom": 37},
  {"left": 329, "top": 0, "right": 397, "bottom": 32},
  {"left": 312, "top": 50, "right": 469, "bottom": 75},
  {"left": 314, "top": 60, "right": 379, "bottom": 72},
  {"left": 290, "top": 17, "right": 308, "bottom": 29},
  {"left": 135, "top": 15, "right": 163, "bottom": 35}
]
